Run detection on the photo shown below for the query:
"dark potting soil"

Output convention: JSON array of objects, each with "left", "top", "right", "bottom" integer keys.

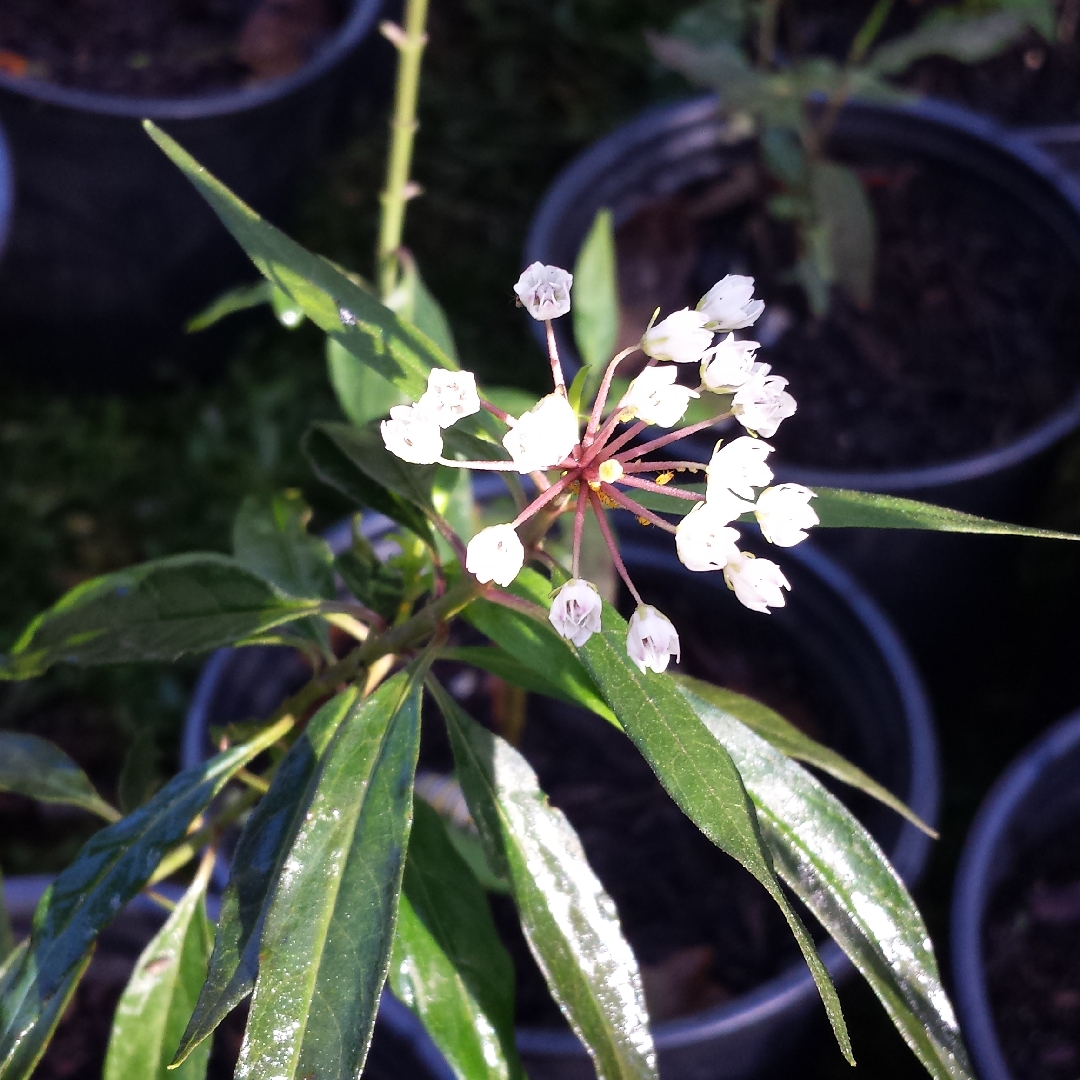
[
  {"left": 0, "top": 0, "right": 343, "bottom": 97},
  {"left": 983, "top": 825, "right": 1080, "bottom": 1080},
  {"left": 615, "top": 146, "right": 1080, "bottom": 471}
]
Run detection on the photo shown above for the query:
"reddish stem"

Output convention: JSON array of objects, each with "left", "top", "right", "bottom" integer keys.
[
  {"left": 482, "top": 585, "right": 550, "bottom": 623},
  {"left": 545, "top": 320, "right": 566, "bottom": 392},
  {"left": 571, "top": 487, "right": 587, "bottom": 580},
  {"left": 584, "top": 346, "right": 637, "bottom": 444},
  {"left": 587, "top": 488, "right": 644, "bottom": 604},
  {"left": 617, "top": 414, "right": 729, "bottom": 463},
  {"left": 481, "top": 398, "right": 512, "bottom": 422},
  {"left": 594, "top": 420, "right": 647, "bottom": 463},
  {"left": 621, "top": 460, "right": 707, "bottom": 474},
  {"left": 598, "top": 483, "right": 678, "bottom": 533},
  {"left": 510, "top": 469, "right": 576, "bottom": 528},
  {"left": 616, "top": 475, "right": 705, "bottom": 502}
]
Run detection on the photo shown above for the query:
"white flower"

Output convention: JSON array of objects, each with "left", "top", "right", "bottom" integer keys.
[
  {"left": 707, "top": 436, "right": 774, "bottom": 501},
  {"left": 502, "top": 393, "right": 579, "bottom": 472},
  {"left": 640, "top": 309, "right": 713, "bottom": 364},
  {"left": 549, "top": 579, "right": 603, "bottom": 646},
  {"left": 700, "top": 333, "right": 761, "bottom": 392},
  {"left": 754, "top": 484, "right": 818, "bottom": 547},
  {"left": 626, "top": 606, "right": 681, "bottom": 674},
  {"left": 675, "top": 502, "right": 743, "bottom": 573},
  {"left": 465, "top": 524, "right": 525, "bottom": 587},
  {"left": 732, "top": 372, "right": 797, "bottom": 438},
  {"left": 514, "top": 263, "right": 573, "bottom": 321},
  {"left": 380, "top": 404, "right": 443, "bottom": 465},
  {"left": 418, "top": 368, "right": 481, "bottom": 428},
  {"left": 723, "top": 552, "right": 790, "bottom": 613},
  {"left": 697, "top": 275, "right": 765, "bottom": 331},
  {"left": 619, "top": 366, "right": 699, "bottom": 427}
]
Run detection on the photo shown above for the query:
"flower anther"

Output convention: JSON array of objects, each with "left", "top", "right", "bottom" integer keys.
[
  {"left": 549, "top": 579, "right": 603, "bottom": 646},
  {"left": 514, "top": 263, "right": 573, "bottom": 321},
  {"left": 419, "top": 368, "right": 481, "bottom": 428}
]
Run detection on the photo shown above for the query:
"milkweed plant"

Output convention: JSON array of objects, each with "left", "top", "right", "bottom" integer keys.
[{"left": 0, "top": 4, "right": 1077, "bottom": 1080}]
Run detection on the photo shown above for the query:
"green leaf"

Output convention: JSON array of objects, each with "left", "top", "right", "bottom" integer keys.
[
  {"left": 462, "top": 569, "right": 618, "bottom": 726},
  {"left": 232, "top": 490, "right": 335, "bottom": 600},
  {"left": 995, "top": 0, "right": 1055, "bottom": 37},
  {"left": 268, "top": 284, "right": 305, "bottom": 329},
  {"left": 0, "top": 720, "right": 288, "bottom": 1079},
  {"left": 434, "top": 683, "right": 656, "bottom": 1080},
  {"left": 144, "top": 122, "right": 449, "bottom": 400},
  {"left": 236, "top": 670, "right": 424, "bottom": 1080},
  {"left": 386, "top": 254, "right": 460, "bottom": 363},
  {"left": 173, "top": 689, "right": 358, "bottom": 1066},
  {"left": 677, "top": 677, "right": 973, "bottom": 1080},
  {"left": 673, "top": 680, "right": 935, "bottom": 836},
  {"left": 669, "top": 0, "right": 747, "bottom": 46},
  {"left": 327, "top": 336, "right": 410, "bottom": 428},
  {"left": 868, "top": 10, "right": 1026, "bottom": 75},
  {"left": 563, "top": 584, "right": 852, "bottom": 1063},
  {"left": 573, "top": 209, "right": 620, "bottom": 373},
  {"left": 812, "top": 487, "right": 1080, "bottom": 539},
  {"left": 303, "top": 422, "right": 437, "bottom": 545},
  {"left": 390, "top": 799, "right": 523, "bottom": 1080},
  {"left": 810, "top": 161, "right": 876, "bottom": 308},
  {"left": 0, "top": 733, "right": 119, "bottom": 823},
  {"left": 648, "top": 33, "right": 762, "bottom": 108},
  {"left": 185, "top": 281, "right": 272, "bottom": 333},
  {"left": 336, "top": 538, "right": 406, "bottom": 624},
  {"left": 118, "top": 726, "right": 165, "bottom": 813},
  {"left": 103, "top": 869, "right": 215, "bottom": 1080}
]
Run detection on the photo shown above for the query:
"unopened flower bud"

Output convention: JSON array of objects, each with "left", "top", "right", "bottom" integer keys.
[
  {"left": 754, "top": 484, "right": 818, "bottom": 547},
  {"left": 514, "top": 263, "right": 573, "bottom": 321},
  {"left": 707, "top": 437, "right": 774, "bottom": 501},
  {"left": 641, "top": 309, "right": 713, "bottom": 364},
  {"left": 549, "top": 579, "right": 603, "bottom": 646},
  {"left": 675, "top": 502, "right": 743, "bottom": 573},
  {"left": 465, "top": 524, "right": 525, "bottom": 587},
  {"left": 723, "top": 552, "right": 790, "bottom": 613},
  {"left": 380, "top": 404, "right": 443, "bottom": 465},
  {"left": 419, "top": 368, "right": 481, "bottom": 428},
  {"left": 700, "top": 333, "right": 761, "bottom": 392},
  {"left": 697, "top": 275, "right": 765, "bottom": 331},
  {"left": 502, "top": 393, "right": 579, "bottom": 473},
  {"left": 626, "top": 606, "right": 681, "bottom": 674},
  {"left": 732, "top": 372, "right": 797, "bottom": 439},
  {"left": 619, "top": 366, "right": 699, "bottom": 428}
]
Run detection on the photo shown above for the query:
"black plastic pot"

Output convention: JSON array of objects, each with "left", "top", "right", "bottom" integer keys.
[
  {"left": 525, "top": 95, "right": 1080, "bottom": 647},
  {"left": 0, "top": 0, "right": 386, "bottom": 382},
  {"left": 184, "top": 498, "right": 939, "bottom": 1080},
  {"left": 0, "top": 118, "right": 11, "bottom": 260},
  {"left": 950, "top": 710, "right": 1080, "bottom": 1080}
]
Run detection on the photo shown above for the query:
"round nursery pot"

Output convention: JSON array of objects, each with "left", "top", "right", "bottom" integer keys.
[
  {"left": 1, "top": 875, "right": 454, "bottom": 1080},
  {"left": 0, "top": 0, "right": 386, "bottom": 382},
  {"left": 951, "top": 710, "right": 1080, "bottom": 1080},
  {"left": 184, "top": 510, "right": 939, "bottom": 1080},
  {"left": 525, "top": 95, "right": 1080, "bottom": 646}
]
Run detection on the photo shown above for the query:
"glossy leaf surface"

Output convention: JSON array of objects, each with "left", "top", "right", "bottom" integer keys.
[
  {"left": 186, "top": 281, "right": 272, "bottom": 332},
  {"left": 103, "top": 870, "right": 214, "bottom": 1080},
  {"left": 673, "top": 681, "right": 934, "bottom": 835},
  {"left": 0, "top": 554, "right": 322, "bottom": 680},
  {"left": 0, "top": 734, "right": 118, "bottom": 823},
  {"left": 174, "top": 689, "right": 359, "bottom": 1065},
  {"left": 0, "top": 721, "right": 286, "bottom": 1079},
  {"left": 390, "top": 799, "right": 522, "bottom": 1080},
  {"left": 573, "top": 208, "right": 619, "bottom": 373},
  {"left": 236, "top": 671, "right": 423, "bottom": 1080},
  {"left": 678, "top": 677, "right": 972, "bottom": 1080},
  {"left": 435, "top": 684, "right": 656, "bottom": 1080}
]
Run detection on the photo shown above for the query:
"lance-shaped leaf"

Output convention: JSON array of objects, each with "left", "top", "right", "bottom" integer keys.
[
  {"left": 103, "top": 864, "right": 215, "bottom": 1080},
  {"left": 573, "top": 209, "right": 619, "bottom": 374},
  {"left": 433, "top": 683, "right": 656, "bottom": 1080},
  {"left": 677, "top": 676, "right": 973, "bottom": 1080},
  {"left": 390, "top": 798, "right": 523, "bottom": 1080},
  {"left": 672, "top": 682, "right": 934, "bottom": 836},
  {"left": 868, "top": 10, "right": 1025, "bottom": 75},
  {"left": 232, "top": 490, "right": 335, "bottom": 600},
  {"left": 304, "top": 422, "right": 436, "bottom": 545},
  {"left": 810, "top": 161, "right": 876, "bottom": 308},
  {"left": 327, "top": 337, "right": 410, "bottom": 429},
  {"left": 0, "top": 554, "right": 323, "bottom": 681},
  {"left": 235, "top": 669, "right": 424, "bottom": 1080},
  {"left": 386, "top": 253, "right": 459, "bottom": 364},
  {"left": 0, "top": 733, "right": 119, "bottom": 823},
  {"left": 173, "top": 688, "right": 359, "bottom": 1066},
  {"left": 144, "top": 122, "right": 448, "bottom": 400},
  {"left": 0, "top": 718, "right": 289, "bottom": 1079},
  {"left": 554, "top": 581, "right": 852, "bottom": 1063},
  {"left": 811, "top": 487, "right": 1080, "bottom": 539}
]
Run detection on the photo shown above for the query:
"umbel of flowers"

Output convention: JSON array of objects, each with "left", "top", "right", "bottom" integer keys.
[{"left": 381, "top": 263, "right": 817, "bottom": 674}]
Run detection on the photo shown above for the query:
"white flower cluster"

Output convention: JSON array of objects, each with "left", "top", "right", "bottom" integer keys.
[{"left": 380, "top": 369, "right": 482, "bottom": 464}]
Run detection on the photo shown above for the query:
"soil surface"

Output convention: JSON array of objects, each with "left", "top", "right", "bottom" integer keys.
[
  {"left": 615, "top": 147, "right": 1080, "bottom": 471},
  {"left": 0, "top": 0, "right": 342, "bottom": 96},
  {"left": 984, "top": 825, "right": 1080, "bottom": 1080}
]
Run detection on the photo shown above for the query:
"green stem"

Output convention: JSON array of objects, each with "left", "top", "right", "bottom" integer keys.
[
  {"left": 757, "top": 0, "right": 783, "bottom": 69},
  {"left": 377, "top": 0, "right": 431, "bottom": 301}
]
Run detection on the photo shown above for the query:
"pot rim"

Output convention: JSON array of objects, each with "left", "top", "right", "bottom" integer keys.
[
  {"left": 182, "top": 476, "right": 939, "bottom": 1056},
  {"left": 0, "top": 0, "right": 384, "bottom": 121},
  {"left": 525, "top": 93, "right": 1080, "bottom": 492},
  {"left": 950, "top": 708, "right": 1080, "bottom": 1080}
]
